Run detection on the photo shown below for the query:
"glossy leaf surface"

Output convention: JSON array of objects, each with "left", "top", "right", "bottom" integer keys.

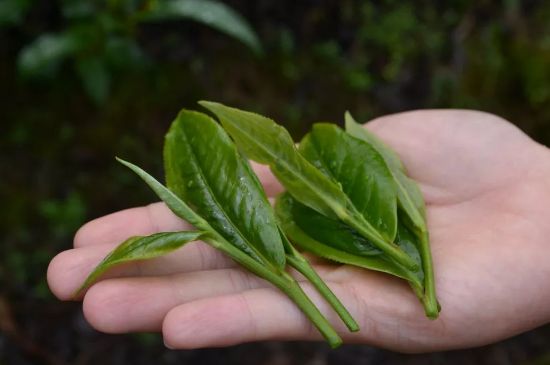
[
  {"left": 199, "top": 101, "right": 347, "bottom": 219},
  {"left": 345, "top": 113, "right": 439, "bottom": 317},
  {"left": 299, "top": 123, "right": 398, "bottom": 242},
  {"left": 275, "top": 193, "right": 424, "bottom": 289},
  {"left": 289, "top": 193, "right": 382, "bottom": 257},
  {"left": 164, "top": 109, "right": 285, "bottom": 270},
  {"left": 77, "top": 231, "right": 204, "bottom": 294},
  {"left": 201, "top": 101, "right": 418, "bottom": 270}
]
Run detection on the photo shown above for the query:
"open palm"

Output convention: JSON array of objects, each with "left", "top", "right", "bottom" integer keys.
[{"left": 47, "top": 110, "right": 550, "bottom": 352}]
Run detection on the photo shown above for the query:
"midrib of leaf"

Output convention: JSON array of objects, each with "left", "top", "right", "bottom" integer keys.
[
  {"left": 229, "top": 121, "right": 345, "bottom": 217},
  {"left": 306, "top": 132, "right": 388, "bottom": 244},
  {"left": 178, "top": 127, "right": 275, "bottom": 269}
]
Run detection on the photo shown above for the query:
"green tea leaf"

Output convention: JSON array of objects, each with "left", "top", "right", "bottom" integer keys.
[
  {"left": 289, "top": 192, "right": 382, "bottom": 257},
  {"left": 201, "top": 101, "right": 417, "bottom": 270},
  {"left": 164, "top": 110, "right": 285, "bottom": 270},
  {"left": 116, "top": 158, "right": 211, "bottom": 231},
  {"left": 142, "top": 0, "right": 262, "bottom": 54},
  {"left": 275, "top": 193, "right": 423, "bottom": 290},
  {"left": 345, "top": 112, "right": 439, "bottom": 317},
  {"left": 112, "top": 158, "right": 346, "bottom": 344},
  {"left": 345, "top": 112, "right": 426, "bottom": 228},
  {"left": 299, "top": 123, "right": 398, "bottom": 242},
  {"left": 76, "top": 231, "right": 204, "bottom": 294},
  {"left": 199, "top": 101, "right": 348, "bottom": 220}
]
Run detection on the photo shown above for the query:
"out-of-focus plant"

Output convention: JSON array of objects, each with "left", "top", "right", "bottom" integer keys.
[{"left": 8, "top": 0, "right": 261, "bottom": 104}]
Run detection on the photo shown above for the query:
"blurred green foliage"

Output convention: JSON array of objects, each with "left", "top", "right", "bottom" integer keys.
[
  {"left": 1, "top": 1, "right": 549, "bottom": 364},
  {"left": 5, "top": 0, "right": 260, "bottom": 104}
]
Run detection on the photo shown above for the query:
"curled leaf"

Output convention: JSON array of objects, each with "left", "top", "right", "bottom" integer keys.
[
  {"left": 275, "top": 193, "right": 424, "bottom": 291},
  {"left": 75, "top": 231, "right": 205, "bottom": 295}
]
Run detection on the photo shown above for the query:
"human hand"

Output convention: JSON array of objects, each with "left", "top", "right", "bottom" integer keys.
[{"left": 47, "top": 110, "right": 550, "bottom": 352}]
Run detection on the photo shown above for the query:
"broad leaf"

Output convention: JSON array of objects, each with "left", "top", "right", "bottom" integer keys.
[
  {"left": 299, "top": 123, "right": 398, "bottom": 242},
  {"left": 164, "top": 110, "right": 285, "bottom": 270},
  {"left": 199, "top": 101, "right": 348, "bottom": 220},
  {"left": 201, "top": 101, "right": 417, "bottom": 270},
  {"left": 275, "top": 193, "right": 424, "bottom": 290},
  {"left": 76, "top": 231, "right": 204, "bottom": 294},
  {"left": 142, "top": 0, "right": 262, "bottom": 54}
]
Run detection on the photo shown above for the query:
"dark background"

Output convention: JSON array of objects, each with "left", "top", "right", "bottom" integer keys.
[{"left": 1, "top": 1, "right": 549, "bottom": 364}]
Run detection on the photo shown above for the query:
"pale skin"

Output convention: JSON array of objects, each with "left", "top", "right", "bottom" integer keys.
[{"left": 47, "top": 110, "right": 550, "bottom": 353}]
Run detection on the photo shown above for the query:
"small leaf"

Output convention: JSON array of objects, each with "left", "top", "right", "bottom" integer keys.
[
  {"left": 275, "top": 193, "right": 424, "bottom": 290},
  {"left": 299, "top": 123, "right": 398, "bottom": 242},
  {"left": 116, "top": 157, "right": 211, "bottom": 231},
  {"left": 142, "top": 0, "right": 262, "bottom": 54},
  {"left": 164, "top": 109, "right": 285, "bottom": 270},
  {"left": 109, "top": 160, "right": 346, "bottom": 344},
  {"left": 76, "top": 231, "right": 205, "bottom": 295},
  {"left": 201, "top": 101, "right": 417, "bottom": 270}
]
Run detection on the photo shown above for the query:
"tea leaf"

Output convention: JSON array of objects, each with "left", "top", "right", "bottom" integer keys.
[
  {"left": 76, "top": 231, "right": 205, "bottom": 294},
  {"left": 199, "top": 101, "right": 347, "bottom": 219},
  {"left": 275, "top": 193, "right": 424, "bottom": 291},
  {"left": 118, "top": 157, "right": 347, "bottom": 343},
  {"left": 345, "top": 112, "right": 425, "bottom": 229},
  {"left": 200, "top": 101, "right": 417, "bottom": 270},
  {"left": 299, "top": 123, "right": 398, "bottom": 242},
  {"left": 116, "top": 158, "right": 211, "bottom": 231},
  {"left": 345, "top": 113, "right": 439, "bottom": 318},
  {"left": 288, "top": 193, "right": 382, "bottom": 257},
  {"left": 164, "top": 110, "right": 285, "bottom": 270}
]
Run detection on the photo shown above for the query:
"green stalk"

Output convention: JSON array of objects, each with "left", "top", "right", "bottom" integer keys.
[
  {"left": 342, "top": 212, "right": 418, "bottom": 271},
  {"left": 286, "top": 251, "right": 359, "bottom": 332},
  {"left": 203, "top": 234, "right": 343, "bottom": 348},
  {"left": 418, "top": 230, "right": 439, "bottom": 318}
]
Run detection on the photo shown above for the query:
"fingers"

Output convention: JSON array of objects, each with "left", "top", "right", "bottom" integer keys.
[
  {"left": 74, "top": 164, "right": 281, "bottom": 250},
  {"left": 162, "top": 283, "right": 359, "bottom": 349},
  {"left": 82, "top": 268, "right": 268, "bottom": 333},
  {"left": 47, "top": 241, "right": 235, "bottom": 300},
  {"left": 74, "top": 202, "right": 189, "bottom": 248}
]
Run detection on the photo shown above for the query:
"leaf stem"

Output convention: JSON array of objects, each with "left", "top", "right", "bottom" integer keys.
[
  {"left": 203, "top": 234, "right": 343, "bottom": 348},
  {"left": 418, "top": 230, "right": 439, "bottom": 318},
  {"left": 286, "top": 251, "right": 359, "bottom": 332}
]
